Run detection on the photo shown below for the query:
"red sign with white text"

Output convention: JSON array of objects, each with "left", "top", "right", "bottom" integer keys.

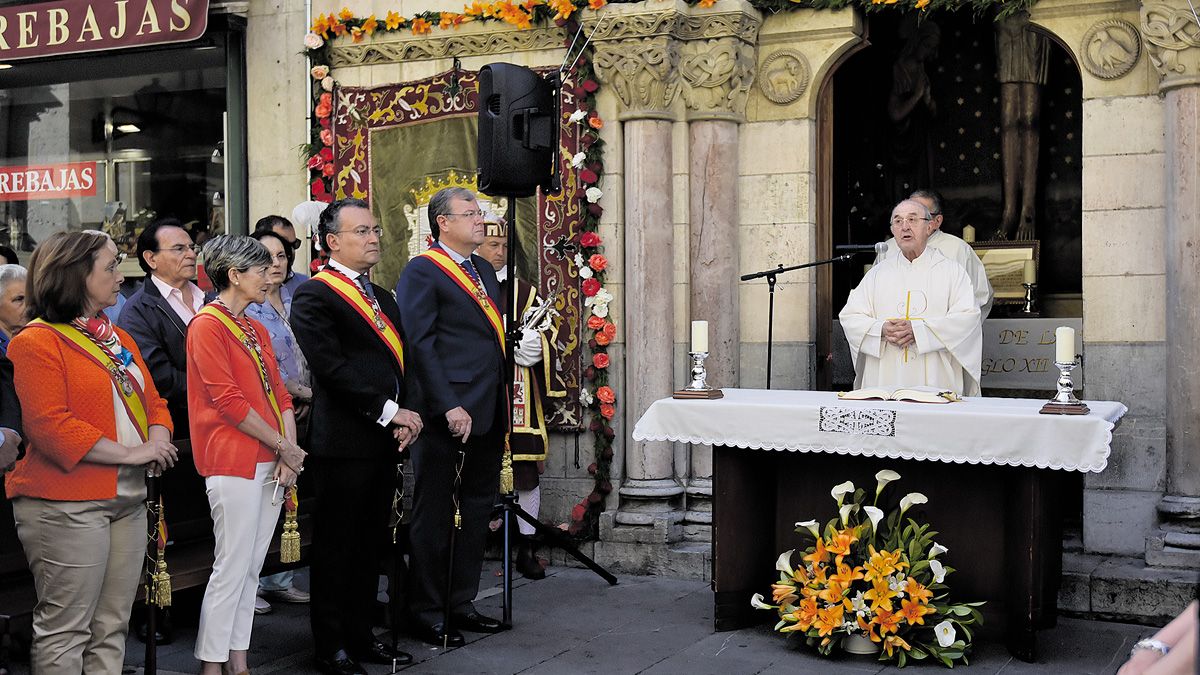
[
  {"left": 0, "top": 162, "right": 98, "bottom": 201},
  {"left": 0, "top": 0, "right": 208, "bottom": 61}
]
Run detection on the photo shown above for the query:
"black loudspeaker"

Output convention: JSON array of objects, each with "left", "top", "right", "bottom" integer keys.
[{"left": 478, "top": 63, "right": 560, "bottom": 197}]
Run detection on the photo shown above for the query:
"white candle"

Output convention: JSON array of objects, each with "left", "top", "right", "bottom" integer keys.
[
  {"left": 1055, "top": 326, "right": 1075, "bottom": 364},
  {"left": 1023, "top": 260, "right": 1036, "bottom": 285},
  {"left": 691, "top": 320, "right": 708, "bottom": 354},
  {"left": 962, "top": 225, "right": 976, "bottom": 243}
]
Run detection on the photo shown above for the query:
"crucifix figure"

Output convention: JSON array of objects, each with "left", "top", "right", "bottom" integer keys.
[{"left": 995, "top": 12, "right": 1050, "bottom": 241}]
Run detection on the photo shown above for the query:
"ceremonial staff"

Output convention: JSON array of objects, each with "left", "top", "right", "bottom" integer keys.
[
  {"left": 389, "top": 460, "right": 406, "bottom": 673},
  {"left": 143, "top": 467, "right": 171, "bottom": 674},
  {"left": 443, "top": 449, "right": 466, "bottom": 649}
]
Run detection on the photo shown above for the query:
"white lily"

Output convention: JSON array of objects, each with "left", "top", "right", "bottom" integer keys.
[
  {"left": 594, "top": 288, "right": 614, "bottom": 304},
  {"left": 929, "top": 542, "right": 948, "bottom": 557},
  {"left": 934, "top": 619, "right": 956, "bottom": 647},
  {"left": 848, "top": 591, "right": 868, "bottom": 615},
  {"left": 863, "top": 506, "right": 884, "bottom": 533},
  {"left": 579, "top": 266, "right": 594, "bottom": 280},
  {"left": 571, "top": 151, "right": 587, "bottom": 169},
  {"left": 585, "top": 186, "right": 603, "bottom": 203},
  {"left": 839, "top": 503, "right": 857, "bottom": 527},
  {"left": 831, "top": 480, "right": 855, "bottom": 506},
  {"left": 794, "top": 519, "right": 820, "bottom": 538},
  {"left": 928, "top": 558, "right": 946, "bottom": 583},
  {"left": 899, "top": 492, "right": 928, "bottom": 514},
  {"left": 568, "top": 109, "right": 588, "bottom": 124},
  {"left": 751, "top": 593, "right": 773, "bottom": 610},
  {"left": 590, "top": 302, "right": 609, "bottom": 318},
  {"left": 775, "top": 549, "right": 795, "bottom": 575},
  {"left": 874, "top": 469, "right": 900, "bottom": 497},
  {"left": 579, "top": 389, "right": 594, "bottom": 406}
]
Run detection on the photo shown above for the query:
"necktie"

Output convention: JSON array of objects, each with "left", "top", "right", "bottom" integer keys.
[
  {"left": 358, "top": 275, "right": 376, "bottom": 300},
  {"left": 460, "top": 260, "right": 480, "bottom": 283}
]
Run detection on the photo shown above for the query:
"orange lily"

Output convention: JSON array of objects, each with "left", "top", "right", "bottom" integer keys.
[
  {"left": 813, "top": 604, "right": 845, "bottom": 637},
  {"left": 857, "top": 615, "right": 880, "bottom": 642},
  {"left": 820, "top": 563, "right": 865, "bottom": 604},
  {"left": 872, "top": 606, "right": 903, "bottom": 637},
  {"left": 350, "top": 26, "right": 364, "bottom": 42},
  {"left": 826, "top": 527, "right": 859, "bottom": 566},
  {"left": 899, "top": 597, "right": 937, "bottom": 626},
  {"left": 771, "top": 582, "right": 798, "bottom": 605},
  {"left": 905, "top": 577, "right": 934, "bottom": 604},
  {"left": 781, "top": 596, "right": 819, "bottom": 632},
  {"left": 338, "top": 6, "right": 354, "bottom": 20},
  {"left": 863, "top": 577, "right": 896, "bottom": 612},
  {"left": 549, "top": 0, "right": 575, "bottom": 21},
  {"left": 803, "top": 538, "right": 829, "bottom": 567},
  {"left": 698, "top": 0, "right": 717, "bottom": 6},
  {"left": 916, "top": 0, "right": 931, "bottom": 7},
  {"left": 311, "top": 14, "right": 330, "bottom": 36},
  {"left": 588, "top": 0, "right": 606, "bottom": 7},
  {"left": 330, "top": 20, "right": 346, "bottom": 37},
  {"left": 863, "top": 545, "right": 908, "bottom": 583},
  {"left": 384, "top": 10, "right": 403, "bottom": 30},
  {"left": 362, "top": 15, "right": 378, "bottom": 35},
  {"left": 411, "top": 17, "right": 432, "bottom": 34},
  {"left": 882, "top": 634, "right": 912, "bottom": 657}
]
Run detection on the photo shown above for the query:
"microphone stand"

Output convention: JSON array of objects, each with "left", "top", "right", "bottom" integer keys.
[{"left": 740, "top": 253, "right": 856, "bottom": 390}]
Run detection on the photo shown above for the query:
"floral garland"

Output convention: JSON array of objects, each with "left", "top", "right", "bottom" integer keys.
[
  {"left": 303, "top": 4, "right": 617, "bottom": 537},
  {"left": 686, "top": 0, "right": 1035, "bottom": 16}
]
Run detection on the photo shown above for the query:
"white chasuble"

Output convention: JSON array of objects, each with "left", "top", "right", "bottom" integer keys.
[{"left": 840, "top": 247, "right": 983, "bottom": 396}]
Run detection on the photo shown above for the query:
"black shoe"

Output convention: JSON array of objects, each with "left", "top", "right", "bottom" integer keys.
[
  {"left": 451, "top": 610, "right": 506, "bottom": 633},
  {"left": 353, "top": 639, "right": 413, "bottom": 665},
  {"left": 516, "top": 541, "right": 546, "bottom": 580},
  {"left": 134, "top": 606, "right": 174, "bottom": 645},
  {"left": 410, "top": 621, "right": 465, "bottom": 647},
  {"left": 314, "top": 649, "right": 367, "bottom": 675}
]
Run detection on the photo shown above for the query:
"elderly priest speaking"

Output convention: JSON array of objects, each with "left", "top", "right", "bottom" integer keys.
[{"left": 839, "top": 199, "right": 983, "bottom": 396}]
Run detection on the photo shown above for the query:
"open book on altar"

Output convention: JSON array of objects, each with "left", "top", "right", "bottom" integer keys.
[{"left": 836, "top": 385, "right": 961, "bottom": 404}]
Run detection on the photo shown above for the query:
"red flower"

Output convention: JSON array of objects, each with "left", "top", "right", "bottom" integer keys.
[
  {"left": 593, "top": 353, "right": 610, "bottom": 369},
  {"left": 581, "top": 133, "right": 596, "bottom": 149},
  {"left": 598, "top": 479, "right": 613, "bottom": 495},
  {"left": 588, "top": 254, "right": 608, "bottom": 271},
  {"left": 587, "top": 315, "right": 605, "bottom": 330},
  {"left": 596, "top": 386, "right": 615, "bottom": 404},
  {"left": 322, "top": 162, "right": 335, "bottom": 177},
  {"left": 573, "top": 86, "right": 586, "bottom": 98},
  {"left": 594, "top": 333, "right": 610, "bottom": 346},
  {"left": 587, "top": 491, "right": 602, "bottom": 504},
  {"left": 310, "top": 178, "right": 327, "bottom": 195},
  {"left": 579, "top": 168, "right": 598, "bottom": 184},
  {"left": 316, "top": 193, "right": 332, "bottom": 203},
  {"left": 319, "top": 117, "right": 331, "bottom": 129},
  {"left": 600, "top": 446, "right": 614, "bottom": 459},
  {"left": 319, "top": 147, "right": 333, "bottom": 162},
  {"left": 582, "top": 278, "right": 601, "bottom": 297},
  {"left": 320, "top": 128, "right": 334, "bottom": 146},
  {"left": 602, "top": 426, "right": 615, "bottom": 440},
  {"left": 587, "top": 462, "right": 597, "bottom": 475},
  {"left": 582, "top": 79, "right": 599, "bottom": 93},
  {"left": 307, "top": 155, "right": 323, "bottom": 169},
  {"left": 599, "top": 403, "right": 615, "bottom": 419},
  {"left": 571, "top": 503, "right": 586, "bottom": 522},
  {"left": 587, "top": 203, "right": 603, "bottom": 218},
  {"left": 580, "top": 231, "right": 601, "bottom": 247},
  {"left": 601, "top": 322, "right": 617, "bottom": 340},
  {"left": 319, "top": 92, "right": 333, "bottom": 107}
]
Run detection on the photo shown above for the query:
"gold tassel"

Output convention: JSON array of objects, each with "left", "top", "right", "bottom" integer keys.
[
  {"left": 454, "top": 505, "right": 462, "bottom": 529},
  {"left": 280, "top": 486, "right": 300, "bottom": 564},
  {"left": 499, "top": 433, "right": 514, "bottom": 495},
  {"left": 151, "top": 550, "right": 172, "bottom": 607}
]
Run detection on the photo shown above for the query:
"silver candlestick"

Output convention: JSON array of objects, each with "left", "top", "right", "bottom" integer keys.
[
  {"left": 1040, "top": 359, "right": 1090, "bottom": 415},
  {"left": 673, "top": 352, "right": 723, "bottom": 399},
  {"left": 1021, "top": 282, "right": 1037, "bottom": 315}
]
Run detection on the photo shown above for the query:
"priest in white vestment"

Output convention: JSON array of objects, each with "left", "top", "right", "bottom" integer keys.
[
  {"left": 875, "top": 189, "right": 993, "bottom": 320},
  {"left": 841, "top": 199, "right": 983, "bottom": 396}
]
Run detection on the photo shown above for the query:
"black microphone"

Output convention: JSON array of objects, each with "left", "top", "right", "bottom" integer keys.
[{"left": 834, "top": 242, "right": 888, "bottom": 256}]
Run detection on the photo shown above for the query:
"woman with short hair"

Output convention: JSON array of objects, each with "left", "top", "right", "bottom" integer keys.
[
  {"left": 188, "top": 234, "right": 306, "bottom": 675},
  {"left": 0, "top": 264, "right": 27, "bottom": 354},
  {"left": 7, "top": 230, "right": 178, "bottom": 674}
]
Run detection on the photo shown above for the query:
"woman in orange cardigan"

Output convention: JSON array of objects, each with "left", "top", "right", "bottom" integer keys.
[
  {"left": 188, "top": 235, "right": 305, "bottom": 675},
  {"left": 6, "top": 230, "right": 179, "bottom": 674}
]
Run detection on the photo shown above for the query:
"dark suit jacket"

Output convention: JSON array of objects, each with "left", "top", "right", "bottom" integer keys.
[
  {"left": 395, "top": 243, "right": 506, "bottom": 435},
  {"left": 0, "top": 351, "right": 22, "bottom": 460},
  {"left": 290, "top": 274, "right": 409, "bottom": 459},
  {"left": 116, "top": 277, "right": 190, "bottom": 436}
]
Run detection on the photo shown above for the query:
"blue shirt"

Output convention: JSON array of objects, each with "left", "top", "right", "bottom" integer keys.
[{"left": 245, "top": 285, "right": 310, "bottom": 389}]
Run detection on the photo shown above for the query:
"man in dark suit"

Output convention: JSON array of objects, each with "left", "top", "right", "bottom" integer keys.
[
  {"left": 291, "top": 198, "right": 422, "bottom": 675},
  {"left": 396, "top": 187, "right": 508, "bottom": 647}
]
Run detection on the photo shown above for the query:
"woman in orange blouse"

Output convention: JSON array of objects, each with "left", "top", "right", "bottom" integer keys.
[
  {"left": 6, "top": 230, "right": 178, "bottom": 674},
  {"left": 188, "top": 235, "right": 305, "bottom": 675}
]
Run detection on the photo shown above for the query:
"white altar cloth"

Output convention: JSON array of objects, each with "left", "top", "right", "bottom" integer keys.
[{"left": 632, "top": 389, "right": 1127, "bottom": 473}]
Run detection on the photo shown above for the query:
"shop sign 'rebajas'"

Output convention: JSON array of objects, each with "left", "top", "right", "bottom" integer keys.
[
  {"left": 0, "top": 0, "right": 208, "bottom": 61},
  {"left": 0, "top": 163, "right": 98, "bottom": 201}
]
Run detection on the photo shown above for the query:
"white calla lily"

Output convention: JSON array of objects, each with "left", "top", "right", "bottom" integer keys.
[
  {"left": 839, "top": 503, "right": 857, "bottom": 527},
  {"left": 831, "top": 480, "right": 855, "bottom": 506},
  {"left": 775, "top": 549, "right": 795, "bottom": 575},
  {"left": 929, "top": 542, "right": 948, "bottom": 557},
  {"left": 794, "top": 519, "right": 820, "bottom": 538},
  {"left": 874, "top": 469, "right": 901, "bottom": 496},
  {"left": 863, "top": 506, "right": 884, "bottom": 533},
  {"left": 928, "top": 558, "right": 946, "bottom": 583},
  {"left": 934, "top": 619, "right": 956, "bottom": 647},
  {"left": 751, "top": 592, "right": 773, "bottom": 610},
  {"left": 899, "top": 492, "right": 928, "bottom": 514}
]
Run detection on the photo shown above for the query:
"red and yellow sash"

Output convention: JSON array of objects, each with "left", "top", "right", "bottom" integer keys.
[
  {"left": 312, "top": 269, "right": 406, "bottom": 373},
  {"left": 27, "top": 318, "right": 149, "bottom": 441},
  {"left": 197, "top": 305, "right": 286, "bottom": 435},
  {"left": 416, "top": 248, "right": 505, "bottom": 354}
]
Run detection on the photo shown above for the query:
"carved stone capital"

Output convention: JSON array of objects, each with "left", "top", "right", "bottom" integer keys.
[
  {"left": 1140, "top": 2, "right": 1200, "bottom": 90},
  {"left": 593, "top": 35, "right": 681, "bottom": 120},
  {"left": 329, "top": 26, "right": 566, "bottom": 67},
  {"left": 679, "top": 37, "right": 757, "bottom": 121}
]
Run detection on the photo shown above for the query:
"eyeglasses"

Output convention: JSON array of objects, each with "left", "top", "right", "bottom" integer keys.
[
  {"left": 334, "top": 226, "right": 384, "bottom": 238},
  {"left": 890, "top": 216, "right": 931, "bottom": 227},
  {"left": 159, "top": 244, "right": 200, "bottom": 255},
  {"left": 445, "top": 210, "right": 482, "bottom": 219},
  {"left": 105, "top": 252, "right": 126, "bottom": 273}
]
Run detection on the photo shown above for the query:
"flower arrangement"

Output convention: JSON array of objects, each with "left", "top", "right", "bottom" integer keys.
[{"left": 752, "top": 470, "right": 984, "bottom": 667}]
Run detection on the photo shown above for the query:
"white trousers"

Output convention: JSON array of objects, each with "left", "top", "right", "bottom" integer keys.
[
  {"left": 195, "top": 461, "right": 281, "bottom": 663},
  {"left": 516, "top": 486, "right": 540, "bottom": 536}
]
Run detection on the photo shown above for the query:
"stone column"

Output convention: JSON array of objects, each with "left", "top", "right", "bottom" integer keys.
[
  {"left": 1142, "top": 2, "right": 1200, "bottom": 567},
  {"left": 679, "top": 29, "right": 758, "bottom": 529},
  {"left": 594, "top": 34, "right": 685, "bottom": 533}
]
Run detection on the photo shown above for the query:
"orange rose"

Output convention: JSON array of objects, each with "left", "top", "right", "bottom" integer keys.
[
  {"left": 314, "top": 102, "right": 332, "bottom": 119},
  {"left": 595, "top": 332, "right": 611, "bottom": 346},
  {"left": 588, "top": 116, "right": 603, "bottom": 130},
  {"left": 596, "top": 386, "right": 615, "bottom": 404},
  {"left": 601, "top": 321, "right": 617, "bottom": 339},
  {"left": 588, "top": 254, "right": 608, "bottom": 271},
  {"left": 587, "top": 315, "right": 605, "bottom": 330},
  {"left": 599, "top": 403, "right": 615, "bottom": 419},
  {"left": 588, "top": 0, "right": 606, "bottom": 8},
  {"left": 593, "top": 353, "right": 610, "bottom": 369},
  {"left": 319, "top": 92, "right": 333, "bottom": 107}
]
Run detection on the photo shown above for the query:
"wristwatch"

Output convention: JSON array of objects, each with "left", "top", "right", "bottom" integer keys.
[{"left": 1130, "top": 638, "right": 1170, "bottom": 658}]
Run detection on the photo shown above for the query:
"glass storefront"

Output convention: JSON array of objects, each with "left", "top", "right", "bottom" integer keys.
[{"left": 0, "top": 14, "right": 240, "bottom": 273}]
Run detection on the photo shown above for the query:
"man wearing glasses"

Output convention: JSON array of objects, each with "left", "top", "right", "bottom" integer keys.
[
  {"left": 119, "top": 218, "right": 203, "bottom": 439},
  {"left": 396, "top": 187, "right": 508, "bottom": 647},
  {"left": 875, "top": 189, "right": 993, "bottom": 320},
  {"left": 841, "top": 199, "right": 983, "bottom": 396}
]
